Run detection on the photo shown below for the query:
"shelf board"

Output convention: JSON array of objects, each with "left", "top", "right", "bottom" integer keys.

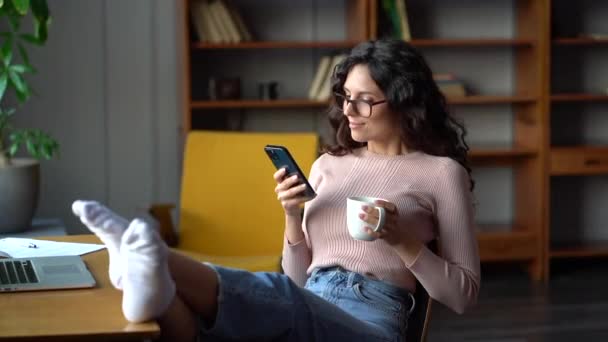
[
  {"left": 551, "top": 146, "right": 608, "bottom": 154},
  {"left": 477, "top": 228, "right": 538, "bottom": 262},
  {"left": 448, "top": 95, "right": 536, "bottom": 104},
  {"left": 191, "top": 40, "right": 361, "bottom": 50},
  {"left": 550, "top": 146, "right": 608, "bottom": 176},
  {"left": 191, "top": 96, "right": 536, "bottom": 109},
  {"left": 410, "top": 38, "right": 535, "bottom": 47},
  {"left": 551, "top": 93, "right": 608, "bottom": 102},
  {"left": 191, "top": 99, "right": 329, "bottom": 109},
  {"left": 553, "top": 37, "right": 608, "bottom": 45},
  {"left": 470, "top": 146, "right": 537, "bottom": 159},
  {"left": 191, "top": 39, "right": 534, "bottom": 50},
  {"left": 551, "top": 241, "right": 608, "bottom": 258}
]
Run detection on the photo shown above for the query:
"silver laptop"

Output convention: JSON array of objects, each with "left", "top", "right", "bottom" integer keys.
[{"left": 0, "top": 255, "right": 96, "bottom": 292}]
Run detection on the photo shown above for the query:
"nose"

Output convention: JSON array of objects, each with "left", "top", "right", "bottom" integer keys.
[{"left": 342, "top": 101, "right": 356, "bottom": 117}]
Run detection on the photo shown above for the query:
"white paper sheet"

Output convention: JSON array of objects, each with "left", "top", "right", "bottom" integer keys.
[{"left": 0, "top": 238, "right": 105, "bottom": 258}]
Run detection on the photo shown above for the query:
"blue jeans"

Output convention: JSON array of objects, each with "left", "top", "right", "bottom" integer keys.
[{"left": 198, "top": 265, "right": 415, "bottom": 341}]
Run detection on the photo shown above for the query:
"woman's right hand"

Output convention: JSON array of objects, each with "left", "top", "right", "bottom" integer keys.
[{"left": 274, "top": 168, "right": 310, "bottom": 217}]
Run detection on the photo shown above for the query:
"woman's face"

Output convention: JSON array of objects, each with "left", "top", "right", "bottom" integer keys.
[{"left": 342, "top": 64, "right": 401, "bottom": 144}]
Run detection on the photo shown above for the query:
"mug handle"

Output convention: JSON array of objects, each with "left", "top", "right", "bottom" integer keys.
[{"left": 374, "top": 207, "right": 386, "bottom": 232}]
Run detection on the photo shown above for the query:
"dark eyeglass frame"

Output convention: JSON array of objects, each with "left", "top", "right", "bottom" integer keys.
[{"left": 333, "top": 92, "right": 387, "bottom": 118}]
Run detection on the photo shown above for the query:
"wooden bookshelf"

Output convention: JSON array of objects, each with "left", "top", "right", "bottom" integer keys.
[
  {"left": 553, "top": 37, "right": 608, "bottom": 45},
  {"left": 191, "top": 41, "right": 363, "bottom": 50},
  {"left": 181, "top": 0, "right": 560, "bottom": 281},
  {"left": 550, "top": 241, "right": 608, "bottom": 258},
  {"left": 191, "top": 99, "right": 329, "bottom": 109},
  {"left": 547, "top": 0, "right": 608, "bottom": 278},
  {"left": 410, "top": 38, "right": 536, "bottom": 48},
  {"left": 551, "top": 93, "right": 608, "bottom": 102},
  {"left": 477, "top": 230, "right": 539, "bottom": 262},
  {"left": 447, "top": 95, "right": 537, "bottom": 105},
  {"left": 190, "top": 95, "right": 536, "bottom": 109},
  {"left": 550, "top": 146, "right": 608, "bottom": 176},
  {"left": 470, "top": 147, "right": 537, "bottom": 159}
]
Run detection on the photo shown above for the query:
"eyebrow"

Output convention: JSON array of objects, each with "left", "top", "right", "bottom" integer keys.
[{"left": 343, "top": 87, "right": 379, "bottom": 97}]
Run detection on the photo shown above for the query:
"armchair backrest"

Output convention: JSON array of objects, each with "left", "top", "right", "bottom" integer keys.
[{"left": 178, "top": 130, "right": 318, "bottom": 257}]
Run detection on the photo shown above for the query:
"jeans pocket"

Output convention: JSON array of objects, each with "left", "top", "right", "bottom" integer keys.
[{"left": 352, "top": 282, "right": 403, "bottom": 315}]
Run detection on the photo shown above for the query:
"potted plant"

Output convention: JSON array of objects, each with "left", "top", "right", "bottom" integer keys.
[{"left": 0, "top": 0, "right": 58, "bottom": 233}]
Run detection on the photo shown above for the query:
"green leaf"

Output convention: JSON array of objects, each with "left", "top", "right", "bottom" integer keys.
[
  {"left": 30, "top": 0, "right": 50, "bottom": 44},
  {"left": 34, "top": 17, "right": 48, "bottom": 43},
  {"left": 8, "top": 68, "right": 26, "bottom": 95},
  {"left": 7, "top": 131, "right": 21, "bottom": 156},
  {"left": 17, "top": 43, "right": 34, "bottom": 71},
  {"left": 1, "top": 36, "right": 13, "bottom": 66},
  {"left": 25, "top": 138, "right": 36, "bottom": 156},
  {"left": 0, "top": 72, "right": 7, "bottom": 100},
  {"left": 30, "top": 0, "right": 48, "bottom": 21},
  {"left": 0, "top": 1, "right": 4, "bottom": 9},
  {"left": 2, "top": 1, "right": 21, "bottom": 31},
  {"left": 11, "top": 0, "right": 29, "bottom": 15},
  {"left": 8, "top": 142, "right": 18, "bottom": 157},
  {"left": 19, "top": 33, "right": 42, "bottom": 46},
  {"left": 10, "top": 64, "right": 32, "bottom": 73}
]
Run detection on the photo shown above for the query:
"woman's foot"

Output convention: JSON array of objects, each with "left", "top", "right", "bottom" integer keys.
[
  {"left": 121, "top": 219, "right": 176, "bottom": 323},
  {"left": 72, "top": 200, "right": 129, "bottom": 289}
]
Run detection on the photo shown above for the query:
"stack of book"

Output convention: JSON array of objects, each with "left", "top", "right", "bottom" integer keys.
[
  {"left": 190, "top": 0, "right": 253, "bottom": 44},
  {"left": 308, "top": 54, "right": 348, "bottom": 101},
  {"left": 378, "top": 0, "right": 411, "bottom": 41},
  {"left": 434, "top": 73, "right": 467, "bottom": 98}
]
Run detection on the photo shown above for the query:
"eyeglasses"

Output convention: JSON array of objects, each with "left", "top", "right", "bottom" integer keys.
[{"left": 333, "top": 93, "right": 387, "bottom": 118}]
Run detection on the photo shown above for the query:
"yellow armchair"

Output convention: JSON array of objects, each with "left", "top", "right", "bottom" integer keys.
[{"left": 150, "top": 130, "right": 318, "bottom": 273}]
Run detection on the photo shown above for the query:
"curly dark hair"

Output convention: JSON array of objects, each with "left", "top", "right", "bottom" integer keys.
[{"left": 324, "top": 39, "right": 474, "bottom": 190}]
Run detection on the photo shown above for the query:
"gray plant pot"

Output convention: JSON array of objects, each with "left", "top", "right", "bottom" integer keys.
[{"left": 0, "top": 158, "right": 40, "bottom": 233}]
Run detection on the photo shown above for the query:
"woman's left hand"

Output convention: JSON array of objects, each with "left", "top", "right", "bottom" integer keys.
[
  {"left": 359, "top": 199, "right": 424, "bottom": 263},
  {"left": 359, "top": 199, "right": 409, "bottom": 247}
]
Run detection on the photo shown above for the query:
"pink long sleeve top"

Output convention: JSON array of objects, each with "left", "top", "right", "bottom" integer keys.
[{"left": 282, "top": 147, "right": 480, "bottom": 314}]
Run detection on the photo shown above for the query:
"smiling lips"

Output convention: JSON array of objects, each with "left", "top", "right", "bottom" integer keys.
[{"left": 349, "top": 121, "right": 365, "bottom": 129}]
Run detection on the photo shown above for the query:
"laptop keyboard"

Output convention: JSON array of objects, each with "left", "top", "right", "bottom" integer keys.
[{"left": 0, "top": 260, "right": 39, "bottom": 285}]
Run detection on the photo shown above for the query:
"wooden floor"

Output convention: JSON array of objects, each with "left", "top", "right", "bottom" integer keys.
[{"left": 428, "top": 260, "right": 608, "bottom": 341}]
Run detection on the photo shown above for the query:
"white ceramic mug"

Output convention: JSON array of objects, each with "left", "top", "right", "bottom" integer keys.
[{"left": 346, "top": 196, "right": 386, "bottom": 241}]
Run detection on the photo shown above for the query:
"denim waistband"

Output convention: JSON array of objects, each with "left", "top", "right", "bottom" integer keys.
[{"left": 310, "top": 266, "right": 415, "bottom": 309}]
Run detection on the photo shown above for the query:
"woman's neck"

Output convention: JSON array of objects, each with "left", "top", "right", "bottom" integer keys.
[{"left": 366, "top": 140, "right": 409, "bottom": 156}]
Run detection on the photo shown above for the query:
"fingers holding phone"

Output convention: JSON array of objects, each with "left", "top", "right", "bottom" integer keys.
[
  {"left": 265, "top": 145, "right": 317, "bottom": 216},
  {"left": 273, "top": 168, "right": 310, "bottom": 217}
]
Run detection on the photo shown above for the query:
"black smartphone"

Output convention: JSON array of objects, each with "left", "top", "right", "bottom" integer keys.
[{"left": 264, "top": 144, "right": 317, "bottom": 199}]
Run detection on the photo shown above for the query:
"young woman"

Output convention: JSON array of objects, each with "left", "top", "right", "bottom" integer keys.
[{"left": 73, "top": 38, "right": 479, "bottom": 342}]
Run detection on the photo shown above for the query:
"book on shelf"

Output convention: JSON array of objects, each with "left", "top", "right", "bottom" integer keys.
[
  {"left": 309, "top": 54, "right": 348, "bottom": 101},
  {"left": 224, "top": 0, "right": 253, "bottom": 42},
  {"left": 433, "top": 74, "right": 467, "bottom": 97},
  {"left": 395, "top": 0, "right": 411, "bottom": 41},
  {"left": 190, "top": 0, "right": 253, "bottom": 44},
  {"left": 378, "top": 0, "right": 411, "bottom": 41},
  {"left": 308, "top": 56, "right": 332, "bottom": 100},
  {"left": 577, "top": 33, "right": 608, "bottom": 40},
  {"left": 190, "top": 0, "right": 210, "bottom": 42},
  {"left": 211, "top": 0, "right": 241, "bottom": 43}
]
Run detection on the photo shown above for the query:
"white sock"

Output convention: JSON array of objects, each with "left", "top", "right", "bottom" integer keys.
[
  {"left": 72, "top": 200, "right": 129, "bottom": 289},
  {"left": 121, "top": 218, "right": 176, "bottom": 323}
]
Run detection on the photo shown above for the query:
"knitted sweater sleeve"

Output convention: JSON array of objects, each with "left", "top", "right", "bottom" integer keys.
[
  {"left": 407, "top": 160, "right": 481, "bottom": 314},
  {"left": 281, "top": 158, "right": 322, "bottom": 286}
]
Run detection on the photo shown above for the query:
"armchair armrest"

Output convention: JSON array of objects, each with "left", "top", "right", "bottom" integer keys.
[{"left": 148, "top": 203, "right": 179, "bottom": 247}]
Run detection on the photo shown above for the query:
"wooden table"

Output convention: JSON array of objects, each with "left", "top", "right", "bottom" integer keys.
[{"left": 0, "top": 235, "right": 160, "bottom": 341}]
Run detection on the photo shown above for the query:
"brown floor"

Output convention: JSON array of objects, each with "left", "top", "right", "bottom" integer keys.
[{"left": 428, "top": 260, "right": 608, "bottom": 341}]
